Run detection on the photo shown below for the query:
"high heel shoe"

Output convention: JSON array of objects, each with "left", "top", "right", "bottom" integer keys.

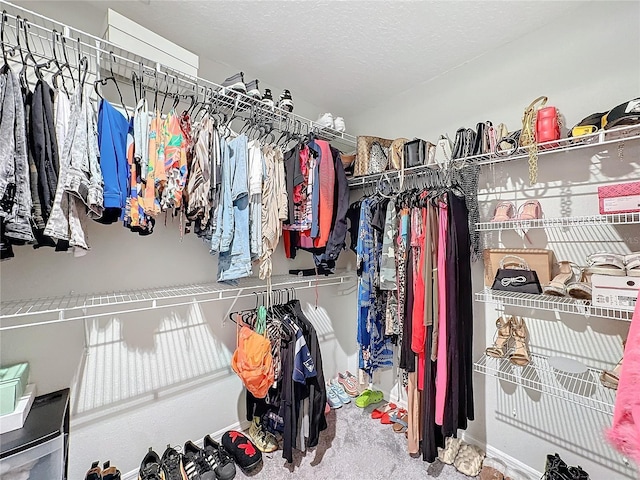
[
  {"left": 485, "top": 315, "right": 512, "bottom": 358},
  {"left": 543, "top": 261, "right": 577, "bottom": 296},
  {"left": 515, "top": 200, "right": 542, "bottom": 221},
  {"left": 509, "top": 317, "right": 531, "bottom": 366},
  {"left": 600, "top": 341, "right": 625, "bottom": 390},
  {"left": 566, "top": 267, "right": 592, "bottom": 300},
  {"left": 490, "top": 201, "right": 515, "bottom": 222}
]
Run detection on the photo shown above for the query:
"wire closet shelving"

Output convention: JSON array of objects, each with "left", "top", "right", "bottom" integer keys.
[
  {"left": 476, "top": 212, "right": 640, "bottom": 232},
  {"left": 474, "top": 353, "right": 616, "bottom": 415}
]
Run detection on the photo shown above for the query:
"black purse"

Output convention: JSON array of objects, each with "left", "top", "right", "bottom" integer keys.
[
  {"left": 473, "top": 121, "right": 492, "bottom": 155},
  {"left": 452, "top": 128, "right": 476, "bottom": 160},
  {"left": 491, "top": 255, "right": 542, "bottom": 294},
  {"left": 403, "top": 138, "right": 427, "bottom": 168}
]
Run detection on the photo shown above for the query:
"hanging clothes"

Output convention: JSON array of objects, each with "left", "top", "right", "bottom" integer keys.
[
  {"left": 44, "top": 85, "right": 104, "bottom": 253},
  {"left": 0, "top": 66, "right": 33, "bottom": 243},
  {"left": 248, "top": 139, "right": 264, "bottom": 259},
  {"left": 159, "top": 110, "right": 188, "bottom": 211}
]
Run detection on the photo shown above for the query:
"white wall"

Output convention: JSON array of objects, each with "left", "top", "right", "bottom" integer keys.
[
  {"left": 1, "top": 2, "right": 358, "bottom": 478},
  {"left": 351, "top": 2, "right": 640, "bottom": 479}
]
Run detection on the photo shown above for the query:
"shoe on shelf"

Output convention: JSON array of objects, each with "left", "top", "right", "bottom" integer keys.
[
  {"left": 485, "top": 315, "right": 512, "bottom": 358},
  {"left": 102, "top": 461, "right": 121, "bottom": 480},
  {"left": 566, "top": 267, "right": 593, "bottom": 300},
  {"left": 183, "top": 441, "right": 216, "bottom": 480},
  {"left": 601, "top": 341, "right": 625, "bottom": 390},
  {"left": 515, "top": 199, "right": 542, "bottom": 220},
  {"left": 262, "top": 88, "right": 274, "bottom": 108},
  {"left": 354, "top": 388, "right": 384, "bottom": 408},
  {"left": 248, "top": 417, "right": 279, "bottom": 453},
  {"left": 161, "top": 446, "right": 187, "bottom": 480},
  {"left": 329, "top": 379, "right": 351, "bottom": 404},
  {"left": 278, "top": 89, "right": 294, "bottom": 112},
  {"left": 84, "top": 461, "right": 101, "bottom": 480},
  {"left": 326, "top": 382, "right": 342, "bottom": 409},
  {"left": 624, "top": 252, "right": 640, "bottom": 277},
  {"left": 221, "top": 72, "right": 246, "bottom": 94},
  {"left": 316, "top": 112, "right": 334, "bottom": 129},
  {"left": 543, "top": 261, "right": 577, "bottom": 297},
  {"left": 139, "top": 448, "right": 166, "bottom": 480},
  {"left": 245, "top": 79, "right": 261, "bottom": 100},
  {"left": 542, "top": 453, "right": 572, "bottom": 480},
  {"left": 490, "top": 201, "right": 515, "bottom": 222},
  {"left": 337, "top": 370, "right": 359, "bottom": 397},
  {"left": 509, "top": 316, "right": 530, "bottom": 366},
  {"left": 334, "top": 116, "right": 346, "bottom": 132},
  {"left": 586, "top": 252, "right": 626, "bottom": 276},
  {"left": 221, "top": 430, "right": 262, "bottom": 473},
  {"left": 203, "top": 435, "right": 236, "bottom": 480}
]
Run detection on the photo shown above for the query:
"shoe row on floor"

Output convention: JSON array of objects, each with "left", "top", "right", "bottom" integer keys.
[
  {"left": 84, "top": 430, "right": 263, "bottom": 480},
  {"left": 485, "top": 314, "right": 624, "bottom": 389},
  {"left": 219, "top": 71, "right": 294, "bottom": 112},
  {"left": 326, "top": 370, "right": 360, "bottom": 409},
  {"left": 370, "top": 402, "right": 408, "bottom": 433}
]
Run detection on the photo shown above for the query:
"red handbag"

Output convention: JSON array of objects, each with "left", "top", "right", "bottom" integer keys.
[{"left": 536, "top": 106, "right": 560, "bottom": 143}]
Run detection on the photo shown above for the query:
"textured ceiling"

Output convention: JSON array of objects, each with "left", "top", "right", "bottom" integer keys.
[{"left": 85, "top": 1, "right": 585, "bottom": 117}]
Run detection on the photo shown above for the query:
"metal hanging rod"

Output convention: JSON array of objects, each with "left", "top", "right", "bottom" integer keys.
[{"left": 0, "top": 0, "right": 356, "bottom": 147}]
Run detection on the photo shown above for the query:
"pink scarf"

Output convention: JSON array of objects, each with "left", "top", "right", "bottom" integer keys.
[{"left": 607, "top": 290, "right": 640, "bottom": 464}]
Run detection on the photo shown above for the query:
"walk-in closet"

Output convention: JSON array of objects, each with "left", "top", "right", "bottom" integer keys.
[{"left": 1, "top": 2, "right": 639, "bottom": 480}]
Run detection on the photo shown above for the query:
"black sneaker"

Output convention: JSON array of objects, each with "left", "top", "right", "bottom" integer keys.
[
  {"left": 84, "top": 461, "right": 101, "bottom": 480},
  {"left": 221, "top": 430, "right": 262, "bottom": 473},
  {"left": 262, "top": 88, "right": 274, "bottom": 108},
  {"left": 278, "top": 89, "right": 294, "bottom": 112},
  {"left": 203, "top": 435, "right": 236, "bottom": 480},
  {"left": 245, "top": 79, "right": 261, "bottom": 100},
  {"left": 221, "top": 72, "right": 246, "bottom": 94},
  {"left": 183, "top": 441, "right": 216, "bottom": 480},
  {"left": 138, "top": 448, "right": 164, "bottom": 480},
  {"left": 102, "top": 461, "right": 121, "bottom": 480},
  {"left": 161, "top": 446, "right": 187, "bottom": 480}
]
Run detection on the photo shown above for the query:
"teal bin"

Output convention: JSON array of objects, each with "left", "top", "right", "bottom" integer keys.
[{"left": 0, "top": 363, "right": 30, "bottom": 416}]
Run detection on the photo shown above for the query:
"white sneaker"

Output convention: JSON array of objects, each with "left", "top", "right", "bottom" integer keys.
[
  {"left": 316, "top": 113, "right": 334, "bottom": 129},
  {"left": 334, "top": 116, "right": 346, "bottom": 132}
]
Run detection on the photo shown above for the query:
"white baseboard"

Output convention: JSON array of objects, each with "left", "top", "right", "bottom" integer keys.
[
  {"left": 121, "top": 420, "right": 251, "bottom": 480},
  {"left": 462, "top": 433, "right": 542, "bottom": 480}
]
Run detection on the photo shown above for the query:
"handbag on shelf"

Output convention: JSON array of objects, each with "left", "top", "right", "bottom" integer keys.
[
  {"left": 403, "top": 138, "right": 433, "bottom": 168},
  {"left": 368, "top": 141, "right": 389, "bottom": 174},
  {"left": 473, "top": 121, "right": 492, "bottom": 155},
  {"left": 452, "top": 127, "right": 476, "bottom": 160},
  {"left": 354, "top": 135, "right": 393, "bottom": 176},
  {"left": 433, "top": 134, "right": 453, "bottom": 168},
  {"left": 520, "top": 95, "right": 552, "bottom": 185},
  {"left": 389, "top": 137, "right": 409, "bottom": 170},
  {"left": 491, "top": 255, "right": 542, "bottom": 295},
  {"left": 536, "top": 106, "right": 561, "bottom": 144}
]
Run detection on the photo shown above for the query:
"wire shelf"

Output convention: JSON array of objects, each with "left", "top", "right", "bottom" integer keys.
[
  {"left": 474, "top": 353, "right": 616, "bottom": 415},
  {"left": 0, "top": 272, "right": 356, "bottom": 330},
  {"left": 476, "top": 212, "right": 640, "bottom": 231},
  {"left": 475, "top": 289, "right": 633, "bottom": 321},
  {"left": 347, "top": 125, "right": 640, "bottom": 188}
]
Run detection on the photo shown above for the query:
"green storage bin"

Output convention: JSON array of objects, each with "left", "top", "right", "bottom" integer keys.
[{"left": 0, "top": 363, "right": 30, "bottom": 416}]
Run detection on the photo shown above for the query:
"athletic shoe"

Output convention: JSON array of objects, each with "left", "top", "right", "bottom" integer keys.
[
  {"left": 221, "top": 72, "right": 246, "bottom": 94},
  {"left": 161, "top": 446, "right": 187, "bottom": 480},
  {"left": 245, "top": 79, "right": 261, "bottom": 100},
  {"left": 262, "top": 88, "right": 274, "bottom": 108},
  {"left": 221, "top": 431, "right": 262, "bottom": 473},
  {"left": 329, "top": 379, "right": 351, "bottom": 404},
  {"left": 203, "top": 435, "right": 236, "bottom": 480},
  {"left": 278, "top": 89, "right": 294, "bottom": 112},
  {"left": 316, "top": 113, "right": 334, "bottom": 129},
  {"left": 138, "top": 448, "right": 165, "bottom": 480},
  {"left": 334, "top": 116, "right": 346, "bottom": 132},
  {"left": 84, "top": 461, "right": 102, "bottom": 480},
  {"left": 337, "top": 371, "right": 359, "bottom": 397},
  {"left": 326, "top": 382, "right": 342, "bottom": 409},
  {"left": 248, "top": 417, "right": 279, "bottom": 453},
  {"left": 102, "top": 461, "right": 121, "bottom": 480},
  {"left": 183, "top": 441, "right": 216, "bottom": 480}
]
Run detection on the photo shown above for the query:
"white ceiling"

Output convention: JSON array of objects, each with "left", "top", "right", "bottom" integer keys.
[{"left": 86, "top": 1, "right": 586, "bottom": 117}]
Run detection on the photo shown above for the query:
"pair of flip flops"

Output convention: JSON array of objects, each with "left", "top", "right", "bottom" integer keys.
[
  {"left": 390, "top": 409, "right": 408, "bottom": 433},
  {"left": 354, "top": 389, "right": 384, "bottom": 408}
]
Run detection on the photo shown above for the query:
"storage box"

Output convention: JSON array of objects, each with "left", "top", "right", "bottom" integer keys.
[
  {"left": 592, "top": 274, "right": 640, "bottom": 312},
  {"left": 483, "top": 249, "right": 556, "bottom": 287},
  {"left": 0, "top": 384, "right": 36, "bottom": 434},
  {"left": 598, "top": 181, "right": 640, "bottom": 215},
  {"left": 0, "top": 363, "right": 29, "bottom": 416},
  {"left": 0, "top": 434, "right": 63, "bottom": 479}
]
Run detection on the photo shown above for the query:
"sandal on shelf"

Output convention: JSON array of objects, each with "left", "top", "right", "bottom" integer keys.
[
  {"left": 490, "top": 201, "right": 515, "bottom": 222},
  {"left": 509, "top": 317, "right": 531, "bottom": 366},
  {"left": 485, "top": 316, "right": 512, "bottom": 358},
  {"left": 355, "top": 389, "right": 384, "bottom": 408},
  {"left": 600, "top": 342, "right": 625, "bottom": 390},
  {"left": 390, "top": 410, "right": 408, "bottom": 433},
  {"left": 371, "top": 402, "right": 396, "bottom": 420},
  {"left": 625, "top": 252, "right": 640, "bottom": 277},
  {"left": 586, "top": 252, "right": 626, "bottom": 276},
  {"left": 515, "top": 200, "right": 542, "bottom": 221},
  {"left": 543, "top": 261, "right": 577, "bottom": 296},
  {"left": 566, "top": 268, "right": 593, "bottom": 300}
]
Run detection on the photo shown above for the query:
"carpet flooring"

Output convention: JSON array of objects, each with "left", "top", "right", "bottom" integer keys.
[{"left": 233, "top": 401, "right": 478, "bottom": 480}]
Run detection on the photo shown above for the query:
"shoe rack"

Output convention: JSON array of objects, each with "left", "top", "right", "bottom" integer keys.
[{"left": 474, "top": 128, "right": 640, "bottom": 416}]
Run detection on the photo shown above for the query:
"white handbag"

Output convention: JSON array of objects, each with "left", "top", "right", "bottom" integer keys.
[{"left": 433, "top": 134, "right": 453, "bottom": 169}]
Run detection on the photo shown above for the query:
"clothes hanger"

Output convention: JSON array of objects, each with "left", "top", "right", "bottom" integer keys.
[
  {"left": 51, "top": 30, "right": 74, "bottom": 95},
  {"left": 21, "top": 18, "right": 49, "bottom": 83},
  {"left": 93, "top": 51, "right": 127, "bottom": 115},
  {"left": 1, "top": 11, "right": 9, "bottom": 69}
]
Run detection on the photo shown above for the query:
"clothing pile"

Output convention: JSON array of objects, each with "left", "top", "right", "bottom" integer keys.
[
  {"left": 350, "top": 185, "right": 475, "bottom": 463},
  {"left": 232, "top": 298, "right": 327, "bottom": 463}
]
